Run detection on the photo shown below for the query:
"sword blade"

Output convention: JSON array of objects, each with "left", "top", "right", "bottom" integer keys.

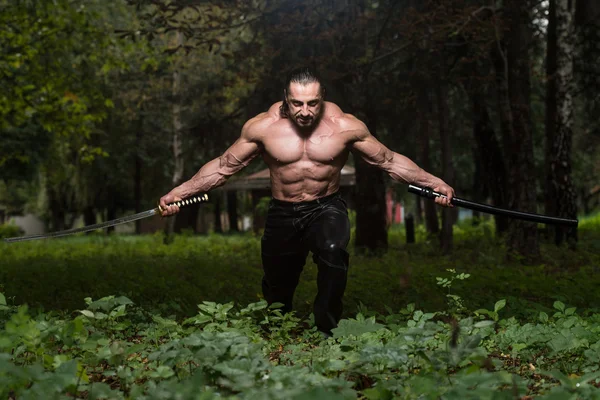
[
  {"left": 3, "top": 193, "right": 210, "bottom": 243},
  {"left": 3, "top": 208, "right": 159, "bottom": 243},
  {"left": 408, "top": 185, "right": 578, "bottom": 227}
]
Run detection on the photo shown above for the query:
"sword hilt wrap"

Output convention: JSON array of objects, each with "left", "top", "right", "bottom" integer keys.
[{"left": 159, "top": 193, "right": 209, "bottom": 213}]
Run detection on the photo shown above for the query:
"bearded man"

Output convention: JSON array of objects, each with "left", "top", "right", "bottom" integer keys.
[{"left": 160, "top": 67, "right": 454, "bottom": 335}]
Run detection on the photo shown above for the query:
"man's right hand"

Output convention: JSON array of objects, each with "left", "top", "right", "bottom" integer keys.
[{"left": 159, "top": 190, "right": 184, "bottom": 217}]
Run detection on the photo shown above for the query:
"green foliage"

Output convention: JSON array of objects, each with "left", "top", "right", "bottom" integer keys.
[
  {"left": 1, "top": 224, "right": 599, "bottom": 320},
  {"left": 0, "top": 223, "right": 23, "bottom": 239},
  {"left": 0, "top": 225, "right": 599, "bottom": 398},
  {"left": 2, "top": 286, "right": 600, "bottom": 398},
  {"left": 254, "top": 196, "right": 272, "bottom": 218},
  {"left": 0, "top": 0, "right": 116, "bottom": 180}
]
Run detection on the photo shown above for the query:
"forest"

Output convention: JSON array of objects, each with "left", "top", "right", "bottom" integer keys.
[{"left": 1, "top": 0, "right": 600, "bottom": 398}]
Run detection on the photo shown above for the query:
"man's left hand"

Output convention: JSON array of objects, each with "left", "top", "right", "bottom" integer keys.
[{"left": 433, "top": 183, "right": 455, "bottom": 207}]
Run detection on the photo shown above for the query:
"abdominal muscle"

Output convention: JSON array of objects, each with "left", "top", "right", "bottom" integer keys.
[{"left": 267, "top": 159, "right": 345, "bottom": 202}]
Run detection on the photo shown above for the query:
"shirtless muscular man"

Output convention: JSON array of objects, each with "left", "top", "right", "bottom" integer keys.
[{"left": 159, "top": 67, "right": 455, "bottom": 335}]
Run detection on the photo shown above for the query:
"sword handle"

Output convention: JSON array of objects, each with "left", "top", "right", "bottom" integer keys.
[
  {"left": 158, "top": 194, "right": 209, "bottom": 213},
  {"left": 168, "top": 193, "right": 209, "bottom": 208}
]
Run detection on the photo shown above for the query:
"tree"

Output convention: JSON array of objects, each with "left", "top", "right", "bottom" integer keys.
[
  {"left": 493, "top": 0, "right": 539, "bottom": 258},
  {"left": 547, "top": 0, "right": 577, "bottom": 247},
  {"left": 0, "top": 0, "right": 112, "bottom": 183}
]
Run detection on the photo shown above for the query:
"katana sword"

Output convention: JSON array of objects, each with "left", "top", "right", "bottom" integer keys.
[
  {"left": 3, "top": 193, "right": 209, "bottom": 243},
  {"left": 408, "top": 185, "right": 578, "bottom": 227}
]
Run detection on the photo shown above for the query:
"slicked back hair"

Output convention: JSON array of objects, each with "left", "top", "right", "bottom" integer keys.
[{"left": 280, "top": 67, "right": 325, "bottom": 118}]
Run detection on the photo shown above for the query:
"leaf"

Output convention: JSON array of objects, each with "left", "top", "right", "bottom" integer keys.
[
  {"left": 0, "top": 293, "right": 6, "bottom": 306},
  {"left": 565, "top": 307, "right": 576, "bottom": 316},
  {"left": 511, "top": 343, "right": 528, "bottom": 353},
  {"left": 413, "top": 310, "right": 423, "bottom": 321},
  {"left": 578, "top": 370, "right": 600, "bottom": 386},
  {"left": 539, "top": 311, "right": 549, "bottom": 323},
  {"left": 362, "top": 386, "right": 394, "bottom": 400},
  {"left": 88, "top": 382, "right": 119, "bottom": 399},
  {"left": 331, "top": 318, "right": 385, "bottom": 338},
  {"left": 183, "top": 314, "right": 212, "bottom": 325},
  {"left": 494, "top": 299, "right": 506, "bottom": 313},
  {"left": 149, "top": 365, "right": 175, "bottom": 379},
  {"left": 553, "top": 301, "right": 566, "bottom": 312},
  {"left": 114, "top": 296, "right": 134, "bottom": 306},
  {"left": 292, "top": 388, "right": 349, "bottom": 400},
  {"left": 462, "top": 334, "right": 482, "bottom": 350},
  {"left": 79, "top": 310, "right": 95, "bottom": 318},
  {"left": 268, "top": 302, "right": 285, "bottom": 310},
  {"left": 474, "top": 320, "right": 495, "bottom": 328}
]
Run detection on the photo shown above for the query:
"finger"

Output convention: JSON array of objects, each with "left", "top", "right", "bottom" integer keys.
[
  {"left": 439, "top": 193, "right": 447, "bottom": 205},
  {"left": 159, "top": 197, "right": 168, "bottom": 210},
  {"left": 159, "top": 198, "right": 169, "bottom": 216}
]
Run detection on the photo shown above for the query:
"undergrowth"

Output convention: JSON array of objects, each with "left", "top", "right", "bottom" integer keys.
[{"left": 0, "top": 215, "right": 599, "bottom": 398}]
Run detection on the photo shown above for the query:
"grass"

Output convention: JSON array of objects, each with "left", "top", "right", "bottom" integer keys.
[{"left": 1, "top": 213, "right": 599, "bottom": 321}]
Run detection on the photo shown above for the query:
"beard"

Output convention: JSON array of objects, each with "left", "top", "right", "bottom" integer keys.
[{"left": 291, "top": 107, "right": 323, "bottom": 132}]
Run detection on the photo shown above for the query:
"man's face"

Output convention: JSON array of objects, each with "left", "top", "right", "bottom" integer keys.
[{"left": 286, "top": 82, "right": 323, "bottom": 131}]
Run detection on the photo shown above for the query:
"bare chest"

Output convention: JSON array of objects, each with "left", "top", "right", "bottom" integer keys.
[{"left": 262, "top": 124, "right": 348, "bottom": 165}]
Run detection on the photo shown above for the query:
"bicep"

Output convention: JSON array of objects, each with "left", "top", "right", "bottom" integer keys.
[
  {"left": 219, "top": 125, "right": 262, "bottom": 173},
  {"left": 351, "top": 131, "right": 393, "bottom": 167}
]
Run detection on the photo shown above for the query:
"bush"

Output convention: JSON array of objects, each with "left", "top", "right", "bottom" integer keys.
[{"left": 0, "top": 223, "right": 23, "bottom": 239}]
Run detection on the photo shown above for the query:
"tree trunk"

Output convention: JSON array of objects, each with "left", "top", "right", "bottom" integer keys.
[
  {"left": 47, "top": 188, "right": 65, "bottom": 231},
  {"left": 353, "top": 87, "right": 388, "bottom": 253},
  {"left": 471, "top": 88, "right": 508, "bottom": 234},
  {"left": 495, "top": 1, "right": 539, "bottom": 258},
  {"left": 83, "top": 206, "right": 96, "bottom": 234},
  {"left": 165, "top": 31, "right": 185, "bottom": 241},
  {"left": 433, "top": 63, "right": 454, "bottom": 254},
  {"left": 134, "top": 119, "right": 143, "bottom": 234},
  {"left": 106, "top": 188, "right": 117, "bottom": 235},
  {"left": 545, "top": 0, "right": 558, "bottom": 242},
  {"left": 227, "top": 191, "right": 239, "bottom": 232},
  {"left": 575, "top": 0, "right": 600, "bottom": 26},
  {"left": 251, "top": 191, "right": 266, "bottom": 234},
  {"left": 214, "top": 195, "right": 223, "bottom": 233},
  {"left": 416, "top": 85, "right": 439, "bottom": 235},
  {"left": 354, "top": 156, "right": 387, "bottom": 252},
  {"left": 174, "top": 204, "right": 199, "bottom": 233},
  {"left": 550, "top": 0, "right": 578, "bottom": 247},
  {"left": 415, "top": 196, "right": 423, "bottom": 226},
  {"left": 471, "top": 148, "right": 483, "bottom": 225},
  {"left": 197, "top": 204, "right": 208, "bottom": 234}
]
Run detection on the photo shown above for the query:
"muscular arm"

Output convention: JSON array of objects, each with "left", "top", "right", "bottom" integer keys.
[
  {"left": 160, "top": 119, "right": 262, "bottom": 214},
  {"left": 348, "top": 120, "right": 454, "bottom": 205},
  {"left": 177, "top": 130, "right": 260, "bottom": 196}
]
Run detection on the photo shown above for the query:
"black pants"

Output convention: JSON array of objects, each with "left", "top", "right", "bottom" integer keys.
[{"left": 261, "top": 191, "right": 351, "bottom": 334}]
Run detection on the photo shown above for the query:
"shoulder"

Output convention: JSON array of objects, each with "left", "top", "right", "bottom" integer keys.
[
  {"left": 324, "top": 102, "right": 369, "bottom": 140},
  {"left": 241, "top": 103, "right": 282, "bottom": 141}
]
